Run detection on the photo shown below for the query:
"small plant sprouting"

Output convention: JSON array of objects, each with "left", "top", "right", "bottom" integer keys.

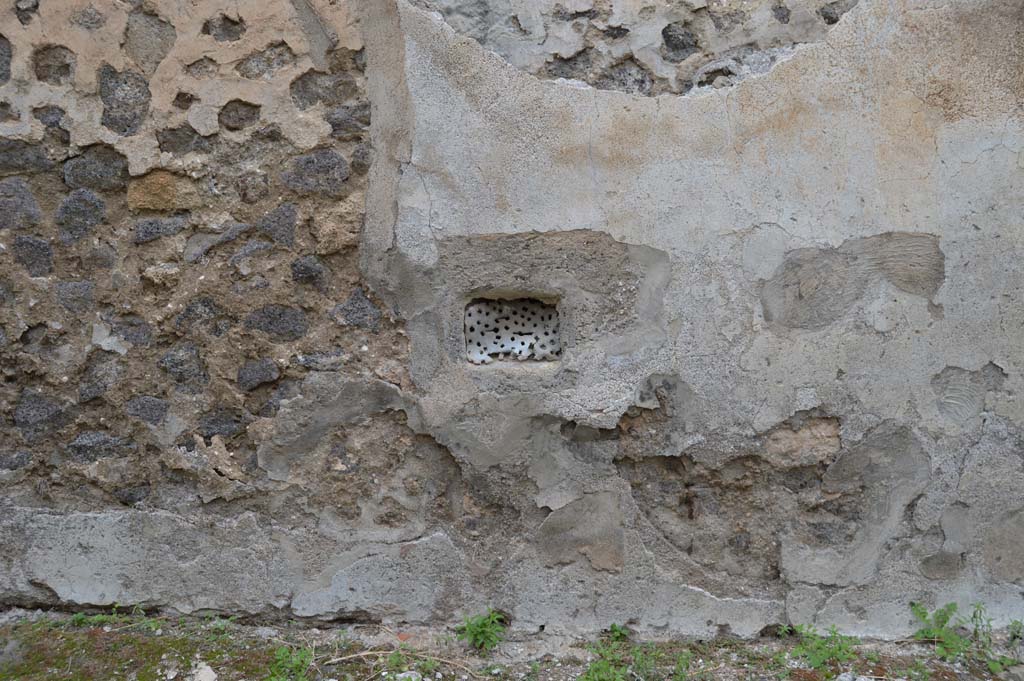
[
  {"left": 608, "top": 623, "right": 630, "bottom": 642},
  {"left": 267, "top": 645, "right": 313, "bottom": 681},
  {"left": 790, "top": 624, "right": 859, "bottom": 674},
  {"left": 910, "top": 601, "right": 1017, "bottom": 673},
  {"left": 455, "top": 608, "right": 506, "bottom": 651},
  {"left": 1010, "top": 619, "right": 1024, "bottom": 645}
]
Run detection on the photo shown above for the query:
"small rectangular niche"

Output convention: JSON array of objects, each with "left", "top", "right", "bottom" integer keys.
[{"left": 465, "top": 298, "right": 560, "bottom": 364}]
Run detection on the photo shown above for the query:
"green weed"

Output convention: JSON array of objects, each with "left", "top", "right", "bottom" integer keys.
[
  {"left": 267, "top": 645, "right": 313, "bottom": 681},
  {"left": 455, "top": 609, "right": 506, "bottom": 651}
]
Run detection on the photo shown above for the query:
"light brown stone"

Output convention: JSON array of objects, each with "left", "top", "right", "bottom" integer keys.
[{"left": 127, "top": 170, "right": 201, "bottom": 211}]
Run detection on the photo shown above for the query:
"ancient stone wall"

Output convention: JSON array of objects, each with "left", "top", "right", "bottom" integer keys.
[{"left": 1, "top": 0, "right": 1022, "bottom": 639}]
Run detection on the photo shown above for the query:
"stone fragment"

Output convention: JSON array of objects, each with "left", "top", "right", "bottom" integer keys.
[
  {"left": 32, "top": 45, "right": 76, "bottom": 84},
  {"left": 325, "top": 103, "right": 370, "bottom": 140},
  {"left": 218, "top": 100, "right": 260, "bottom": 130},
  {"left": 12, "top": 235, "right": 52, "bottom": 276},
  {"left": 0, "top": 35, "right": 10, "bottom": 84},
  {"left": 113, "top": 485, "right": 150, "bottom": 505},
  {"left": 124, "top": 10, "right": 176, "bottom": 75},
  {"left": 125, "top": 395, "right": 169, "bottom": 425},
  {"left": 237, "top": 358, "right": 280, "bottom": 391},
  {"left": 236, "top": 42, "right": 295, "bottom": 79},
  {"left": 330, "top": 288, "right": 381, "bottom": 332},
  {"left": 14, "top": 390, "right": 70, "bottom": 441},
  {"left": 127, "top": 170, "right": 200, "bottom": 211},
  {"left": 244, "top": 304, "right": 309, "bottom": 341},
  {"left": 290, "top": 255, "right": 329, "bottom": 290},
  {"left": 202, "top": 15, "right": 246, "bottom": 41},
  {"left": 79, "top": 352, "right": 123, "bottom": 402},
  {"left": 173, "top": 92, "right": 196, "bottom": 109},
  {"left": 183, "top": 221, "right": 250, "bottom": 263},
  {"left": 185, "top": 57, "right": 218, "bottom": 78},
  {"left": 71, "top": 6, "right": 105, "bottom": 30},
  {"left": 65, "top": 431, "right": 135, "bottom": 463},
  {"left": 281, "top": 149, "right": 349, "bottom": 197},
  {"left": 198, "top": 407, "right": 249, "bottom": 439},
  {"left": 174, "top": 296, "right": 233, "bottom": 336},
  {"left": 63, "top": 144, "right": 129, "bottom": 191},
  {"left": 0, "top": 178, "right": 42, "bottom": 230},
  {"left": 32, "top": 105, "right": 64, "bottom": 127},
  {"left": 56, "top": 281, "right": 95, "bottom": 312},
  {"left": 0, "top": 139, "right": 54, "bottom": 175},
  {"left": 141, "top": 262, "right": 180, "bottom": 287},
  {"left": 110, "top": 314, "right": 152, "bottom": 346},
  {"left": 158, "top": 341, "right": 209, "bottom": 392},
  {"left": 0, "top": 450, "right": 31, "bottom": 470},
  {"left": 290, "top": 69, "right": 359, "bottom": 110},
  {"left": 98, "top": 64, "right": 151, "bottom": 135},
  {"left": 14, "top": 0, "right": 37, "bottom": 24},
  {"left": 157, "top": 124, "right": 216, "bottom": 155},
  {"left": 255, "top": 203, "right": 296, "bottom": 246},
  {"left": 56, "top": 188, "right": 105, "bottom": 243},
  {"left": 133, "top": 215, "right": 187, "bottom": 244},
  {"left": 662, "top": 23, "right": 700, "bottom": 63},
  {"left": 228, "top": 240, "right": 272, "bottom": 275}
]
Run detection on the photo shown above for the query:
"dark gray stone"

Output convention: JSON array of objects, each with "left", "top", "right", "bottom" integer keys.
[
  {"left": 281, "top": 148, "right": 349, "bottom": 197},
  {"left": 65, "top": 431, "right": 135, "bottom": 463},
  {"left": 125, "top": 395, "right": 169, "bottom": 424},
  {"left": 237, "top": 358, "right": 280, "bottom": 391},
  {"left": 202, "top": 14, "right": 246, "bottom": 41},
  {"left": 79, "top": 352, "right": 123, "bottom": 402},
  {"left": 0, "top": 178, "right": 42, "bottom": 230},
  {"left": 0, "top": 35, "right": 10, "bottom": 85},
  {"left": 98, "top": 64, "right": 151, "bottom": 135},
  {"left": 661, "top": 23, "right": 700, "bottom": 62},
  {"left": 158, "top": 341, "right": 209, "bottom": 392},
  {"left": 218, "top": 99, "right": 260, "bottom": 130},
  {"left": 0, "top": 139, "right": 54, "bottom": 176},
  {"left": 0, "top": 450, "right": 31, "bottom": 470},
  {"left": 133, "top": 215, "right": 187, "bottom": 244},
  {"left": 325, "top": 102, "right": 370, "bottom": 140},
  {"left": 174, "top": 296, "right": 233, "bottom": 336},
  {"left": 350, "top": 143, "right": 371, "bottom": 175},
  {"left": 14, "top": 390, "right": 70, "bottom": 442},
  {"left": 32, "top": 44, "right": 76, "bottom": 84},
  {"left": 198, "top": 406, "right": 249, "bottom": 439},
  {"left": 56, "top": 281, "right": 95, "bottom": 312},
  {"left": 12, "top": 235, "right": 52, "bottom": 276},
  {"left": 772, "top": 3, "right": 791, "bottom": 24},
  {"left": 255, "top": 203, "right": 296, "bottom": 246},
  {"left": 293, "top": 348, "right": 345, "bottom": 371},
  {"left": 236, "top": 41, "right": 295, "bottom": 79},
  {"left": 289, "top": 69, "right": 359, "bottom": 110},
  {"left": 15, "top": 0, "right": 37, "bottom": 24},
  {"left": 32, "top": 105, "right": 65, "bottom": 127},
  {"left": 63, "top": 144, "right": 129, "bottom": 191},
  {"left": 56, "top": 188, "right": 105, "bottom": 243},
  {"left": 113, "top": 484, "right": 150, "bottom": 505},
  {"left": 156, "top": 124, "right": 215, "bottom": 154},
  {"left": 172, "top": 92, "right": 196, "bottom": 110},
  {"left": 330, "top": 287, "right": 382, "bottom": 332},
  {"left": 111, "top": 314, "right": 152, "bottom": 346},
  {"left": 0, "top": 102, "right": 17, "bottom": 122},
  {"left": 244, "top": 304, "right": 309, "bottom": 341},
  {"left": 125, "top": 10, "right": 176, "bottom": 75},
  {"left": 183, "top": 221, "right": 251, "bottom": 263},
  {"left": 290, "top": 254, "right": 329, "bottom": 290}
]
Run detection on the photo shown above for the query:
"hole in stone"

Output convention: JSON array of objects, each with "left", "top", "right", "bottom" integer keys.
[{"left": 465, "top": 298, "right": 560, "bottom": 365}]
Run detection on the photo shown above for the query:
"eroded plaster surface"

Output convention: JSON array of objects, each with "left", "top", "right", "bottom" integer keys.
[{"left": 0, "top": 0, "right": 1022, "bottom": 640}]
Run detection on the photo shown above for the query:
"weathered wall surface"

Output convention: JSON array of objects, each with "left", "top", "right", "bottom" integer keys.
[{"left": 1, "top": 0, "right": 1022, "bottom": 640}]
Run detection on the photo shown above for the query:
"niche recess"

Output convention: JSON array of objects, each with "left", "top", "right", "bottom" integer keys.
[{"left": 465, "top": 298, "right": 560, "bottom": 364}]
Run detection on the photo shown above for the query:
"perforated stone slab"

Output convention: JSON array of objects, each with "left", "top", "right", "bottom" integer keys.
[{"left": 465, "top": 299, "right": 560, "bottom": 364}]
